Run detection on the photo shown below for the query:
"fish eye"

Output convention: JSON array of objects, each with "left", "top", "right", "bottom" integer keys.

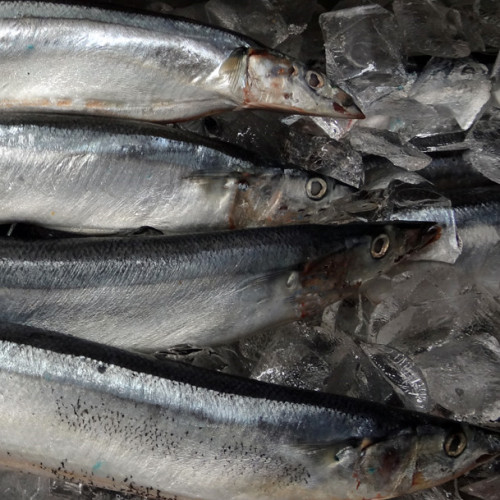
[
  {"left": 444, "top": 432, "right": 467, "bottom": 458},
  {"left": 306, "top": 177, "right": 328, "bottom": 200},
  {"left": 306, "top": 70, "right": 324, "bottom": 89},
  {"left": 370, "top": 234, "right": 390, "bottom": 259}
]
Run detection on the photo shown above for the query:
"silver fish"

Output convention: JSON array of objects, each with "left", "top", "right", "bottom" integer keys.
[
  {"left": 0, "top": 2, "right": 364, "bottom": 121},
  {"left": 0, "top": 222, "right": 438, "bottom": 350},
  {"left": 0, "top": 114, "right": 377, "bottom": 235},
  {"left": 0, "top": 323, "right": 497, "bottom": 500}
]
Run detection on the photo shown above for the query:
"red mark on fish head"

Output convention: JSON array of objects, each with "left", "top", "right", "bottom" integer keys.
[{"left": 333, "top": 102, "right": 347, "bottom": 114}]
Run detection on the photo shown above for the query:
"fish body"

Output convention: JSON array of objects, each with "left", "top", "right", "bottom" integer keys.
[
  {"left": 449, "top": 186, "right": 500, "bottom": 270},
  {"left": 0, "top": 223, "right": 438, "bottom": 349},
  {"left": 0, "top": 114, "right": 374, "bottom": 234},
  {"left": 0, "top": 323, "right": 497, "bottom": 500},
  {"left": 0, "top": 2, "right": 363, "bottom": 121}
]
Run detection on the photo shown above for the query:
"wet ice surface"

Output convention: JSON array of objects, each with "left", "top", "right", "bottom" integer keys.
[{"left": 3, "top": 0, "right": 500, "bottom": 499}]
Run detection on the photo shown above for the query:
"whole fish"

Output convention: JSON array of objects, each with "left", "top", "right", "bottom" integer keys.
[
  {"left": 0, "top": 2, "right": 363, "bottom": 121},
  {"left": 0, "top": 114, "right": 378, "bottom": 235},
  {"left": 0, "top": 222, "right": 438, "bottom": 350},
  {"left": 0, "top": 323, "right": 497, "bottom": 500}
]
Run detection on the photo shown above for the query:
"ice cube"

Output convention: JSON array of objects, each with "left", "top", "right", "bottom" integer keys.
[
  {"left": 476, "top": 0, "right": 500, "bottom": 49},
  {"left": 360, "top": 342, "right": 431, "bottom": 412},
  {"left": 414, "top": 332, "right": 500, "bottom": 422},
  {"left": 393, "top": 0, "right": 471, "bottom": 58},
  {"left": 250, "top": 323, "right": 333, "bottom": 391},
  {"left": 464, "top": 112, "right": 500, "bottom": 184},
  {"left": 205, "top": 0, "right": 315, "bottom": 48},
  {"left": 284, "top": 129, "right": 364, "bottom": 187},
  {"left": 410, "top": 57, "right": 491, "bottom": 130},
  {"left": 319, "top": 5, "right": 405, "bottom": 84},
  {"left": 186, "top": 111, "right": 366, "bottom": 188},
  {"left": 249, "top": 322, "right": 401, "bottom": 405},
  {"left": 348, "top": 127, "right": 432, "bottom": 171}
]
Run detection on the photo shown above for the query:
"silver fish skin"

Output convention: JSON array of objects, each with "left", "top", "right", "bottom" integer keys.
[
  {"left": 449, "top": 186, "right": 500, "bottom": 267},
  {"left": 0, "top": 114, "right": 372, "bottom": 235},
  {"left": 0, "top": 323, "right": 497, "bottom": 500},
  {"left": 0, "top": 222, "right": 438, "bottom": 350},
  {"left": 0, "top": 2, "right": 364, "bottom": 121}
]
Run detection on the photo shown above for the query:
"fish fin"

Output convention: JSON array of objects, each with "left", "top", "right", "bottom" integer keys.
[
  {"left": 184, "top": 171, "right": 250, "bottom": 187},
  {"left": 242, "top": 269, "right": 292, "bottom": 288},
  {"left": 293, "top": 438, "right": 367, "bottom": 461}
]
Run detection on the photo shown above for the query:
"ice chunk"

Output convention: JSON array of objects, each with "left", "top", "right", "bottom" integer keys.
[
  {"left": 320, "top": 5, "right": 409, "bottom": 113},
  {"left": 250, "top": 323, "right": 333, "bottom": 391},
  {"left": 414, "top": 332, "right": 500, "bottom": 422},
  {"left": 410, "top": 130, "right": 469, "bottom": 153},
  {"left": 339, "top": 259, "right": 488, "bottom": 348},
  {"left": 393, "top": 0, "right": 471, "bottom": 58},
  {"left": 205, "top": 0, "right": 315, "bottom": 48},
  {"left": 187, "top": 111, "right": 365, "bottom": 188},
  {"left": 459, "top": 7, "right": 486, "bottom": 53},
  {"left": 283, "top": 129, "right": 364, "bottom": 187},
  {"left": 410, "top": 57, "right": 491, "bottom": 130},
  {"left": 476, "top": 0, "right": 500, "bottom": 49},
  {"left": 250, "top": 321, "right": 402, "bottom": 405},
  {"left": 360, "top": 342, "right": 431, "bottom": 412},
  {"left": 464, "top": 112, "right": 500, "bottom": 184},
  {"left": 349, "top": 127, "right": 432, "bottom": 171},
  {"left": 320, "top": 5, "right": 405, "bottom": 83}
]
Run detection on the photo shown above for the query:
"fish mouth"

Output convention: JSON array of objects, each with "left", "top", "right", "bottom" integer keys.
[{"left": 333, "top": 89, "right": 365, "bottom": 119}]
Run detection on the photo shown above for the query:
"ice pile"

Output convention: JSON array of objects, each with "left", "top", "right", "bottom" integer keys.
[{"left": 2, "top": 0, "right": 499, "bottom": 499}]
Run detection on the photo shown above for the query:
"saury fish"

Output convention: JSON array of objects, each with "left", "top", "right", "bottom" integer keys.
[
  {"left": 0, "top": 323, "right": 497, "bottom": 500},
  {"left": 0, "top": 114, "right": 378, "bottom": 235},
  {"left": 0, "top": 223, "right": 438, "bottom": 350},
  {"left": 0, "top": 2, "right": 363, "bottom": 121}
]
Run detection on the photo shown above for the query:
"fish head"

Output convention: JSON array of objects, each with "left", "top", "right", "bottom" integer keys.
[
  {"left": 405, "top": 422, "right": 500, "bottom": 494},
  {"left": 316, "top": 421, "right": 500, "bottom": 499},
  {"left": 340, "top": 221, "right": 441, "bottom": 282},
  {"left": 231, "top": 171, "right": 364, "bottom": 227},
  {"left": 241, "top": 48, "right": 364, "bottom": 119},
  {"left": 296, "top": 222, "right": 440, "bottom": 317}
]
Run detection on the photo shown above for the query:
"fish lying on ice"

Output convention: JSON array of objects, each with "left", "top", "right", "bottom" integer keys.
[
  {"left": 0, "top": 222, "right": 439, "bottom": 350},
  {"left": 0, "top": 323, "right": 497, "bottom": 500},
  {"left": 0, "top": 1, "right": 363, "bottom": 121},
  {"left": 0, "top": 114, "right": 379, "bottom": 235}
]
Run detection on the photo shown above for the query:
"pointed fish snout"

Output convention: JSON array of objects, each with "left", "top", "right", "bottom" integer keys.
[{"left": 333, "top": 89, "right": 365, "bottom": 119}]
